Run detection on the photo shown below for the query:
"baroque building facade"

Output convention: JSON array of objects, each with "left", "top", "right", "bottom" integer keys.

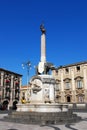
[
  {"left": 20, "top": 85, "right": 31, "bottom": 103},
  {"left": 0, "top": 68, "right": 22, "bottom": 109},
  {"left": 52, "top": 61, "right": 87, "bottom": 103}
]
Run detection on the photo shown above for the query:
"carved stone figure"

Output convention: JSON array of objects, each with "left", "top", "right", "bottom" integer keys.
[
  {"left": 32, "top": 79, "right": 42, "bottom": 93},
  {"left": 40, "top": 24, "right": 46, "bottom": 34}
]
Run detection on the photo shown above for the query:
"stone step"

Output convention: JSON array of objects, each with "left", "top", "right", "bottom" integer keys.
[{"left": 3, "top": 111, "right": 81, "bottom": 125}]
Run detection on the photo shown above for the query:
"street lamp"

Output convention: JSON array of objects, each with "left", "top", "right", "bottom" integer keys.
[{"left": 22, "top": 61, "right": 31, "bottom": 102}]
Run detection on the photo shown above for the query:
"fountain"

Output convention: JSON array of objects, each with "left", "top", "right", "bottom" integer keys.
[{"left": 5, "top": 24, "right": 81, "bottom": 124}]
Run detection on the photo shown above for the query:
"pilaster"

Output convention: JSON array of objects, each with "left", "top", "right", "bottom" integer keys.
[
  {"left": 1, "top": 72, "right": 4, "bottom": 101},
  {"left": 84, "top": 90, "right": 87, "bottom": 103},
  {"left": 19, "top": 77, "right": 22, "bottom": 102},
  {"left": 1, "top": 72, "right": 4, "bottom": 86},
  {"left": 60, "top": 70, "right": 65, "bottom": 102},
  {"left": 71, "top": 68, "right": 76, "bottom": 102},
  {"left": 83, "top": 66, "right": 87, "bottom": 89},
  {"left": 8, "top": 75, "right": 14, "bottom": 109}
]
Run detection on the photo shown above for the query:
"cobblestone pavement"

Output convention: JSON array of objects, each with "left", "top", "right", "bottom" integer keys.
[{"left": 0, "top": 112, "right": 87, "bottom": 130}]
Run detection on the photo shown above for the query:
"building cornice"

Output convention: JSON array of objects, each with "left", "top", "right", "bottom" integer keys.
[
  {"left": 57, "top": 61, "right": 87, "bottom": 69},
  {"left": 0, "top": 68, "right": 22, "bottom": 76}
]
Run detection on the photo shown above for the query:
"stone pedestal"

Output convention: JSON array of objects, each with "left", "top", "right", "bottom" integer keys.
[
  {"left": 30, "top": 75, "right": 55, "bottom": 104},
  {"left": 17, "top": 75, "right": 68, "bottom": 112},
  {"left": 17, "top": 103, "right": 68, "bottom": 112}
]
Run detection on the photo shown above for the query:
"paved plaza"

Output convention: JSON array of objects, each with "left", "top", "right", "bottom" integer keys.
[{"left": 0, "top": 112, "right": 87, "bottom": 130}]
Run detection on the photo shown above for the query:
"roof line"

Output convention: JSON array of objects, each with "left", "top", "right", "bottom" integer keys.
[
  {"left": 57, "top": 61, "right": 87, "bottom": 69},
  {"left": 0, "top": 68, "right": 22, "bottom": 76}
]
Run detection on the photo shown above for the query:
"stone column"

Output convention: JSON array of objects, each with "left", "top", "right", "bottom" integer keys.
[
  {"left": 60, "top": 70, "right": 64, "bottom": 102},
  {"left": 40, "top": 24, "right": 46, "bottom": 63},
  {"left": 83, "top": 66, "right": 87, "bottom": 89},
  {"left": 1, "top": 72, "right": 4, "bottom": 86},
  {"left": 83, "top": 66, "right": 87, "bottom": 102},
  {"left": 1, "top": 72, "right": 4, "bottom": 101},
  {"left": 8, "top": 75, "right": 14, "bottom": 110},
  {"left": 19, "top": 77, "right": 22, "bottom": 102},
  {"left": 71, "top": 68, "right": 76, "bottom": 102},
  {"left": 38, "top": 25, "right": 46, "bottom": 74}
]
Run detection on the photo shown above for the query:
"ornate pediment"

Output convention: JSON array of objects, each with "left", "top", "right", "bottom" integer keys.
[
  {"left": 74, "top": 76, "right": 83, "bottom": 80},
  {"left": 63, "top": 78, "right": 71, "bottom": 82}
]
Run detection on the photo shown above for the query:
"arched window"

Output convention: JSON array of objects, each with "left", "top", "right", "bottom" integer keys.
[
  {"left": 75, "top": 76, "right": 83, "bottom": 89},
  {"left": 65, "top": 82, "right": 70, "bottom": 89},
  {"left": 63, "top": 78, "right": 71, "bottom": 90},
  {"left": 77, "top": 80, "right": 82, "bottom": 88}
]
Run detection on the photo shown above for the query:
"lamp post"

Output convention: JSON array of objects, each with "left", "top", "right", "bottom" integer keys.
[{"left": 22, "top": 61, "right": 31, "bottom": 102}]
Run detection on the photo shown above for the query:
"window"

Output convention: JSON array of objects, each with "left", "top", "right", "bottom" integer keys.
[
  {"left": 76, "top": 66, "right": 80, "bottom": 71},
  {"left": 55, "top": 83, "right": 60, "bottom": 91},
  {"left": 78, "top": 95, "right": 84, "bottom": 102},
  {"left": 55, "top": 70, "right": 58, "bottom": 75},
  {"left": 65, "top": 82, "right": 70, "bottom": 89},
  {"left": 77, "top": 80, "right": 82, "bottom": 88},
  {"left": 65, "top": 68, "right": 69, "bottom": 73},
  {"left": 67, "top": 96, "right": 71, "bottom": 102}
]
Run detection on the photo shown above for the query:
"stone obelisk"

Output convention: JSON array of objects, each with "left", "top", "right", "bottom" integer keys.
[
  {"left": 38, "top": 24, "right": 46, "bottom": 74},
  {"left": 40, "top": 24, "right": 46, "bottom": 63}
]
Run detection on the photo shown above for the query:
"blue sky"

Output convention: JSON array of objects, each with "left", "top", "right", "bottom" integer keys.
[{"left": 0, "top": 0, "right": 87, "bottom": 85}]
